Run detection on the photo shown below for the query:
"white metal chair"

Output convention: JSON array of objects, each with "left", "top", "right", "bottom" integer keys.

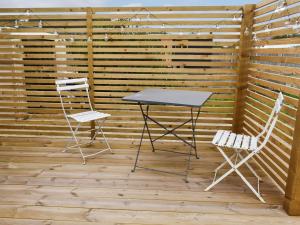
[
  {"left": 56, "top": 78, "right": 112, "bottom": 164},
  {"left": 205, "top": 92, "right": 284, "bottom": 203}
]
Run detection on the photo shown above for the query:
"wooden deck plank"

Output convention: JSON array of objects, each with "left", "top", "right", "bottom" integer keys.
[{"left": 0, "top": 138, "right": 293, "bottom": 224}]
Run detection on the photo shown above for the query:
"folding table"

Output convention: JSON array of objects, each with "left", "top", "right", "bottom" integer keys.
[{"left": 123, "top": 88, "right": 212, "bottom": 181}]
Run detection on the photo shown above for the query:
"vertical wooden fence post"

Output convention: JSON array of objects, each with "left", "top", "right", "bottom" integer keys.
[
  {"left": 86, "top": 7, "right": 95, "bottom": 139},
  {"left": 232, "top": 4, "right": 255, "bottom": 133},
  {"left": 284, "top": 98, "right": 300, "bottom": 215}
]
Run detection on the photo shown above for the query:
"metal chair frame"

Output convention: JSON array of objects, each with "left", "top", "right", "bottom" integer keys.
[
  {"left": 56, "top": 78, "right": 112, "bottom": 164},
  {"left": 205, "top": 92, "right": 284, "bottom": 203}
]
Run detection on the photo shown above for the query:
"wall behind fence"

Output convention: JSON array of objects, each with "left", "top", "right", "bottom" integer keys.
[
  {"left": 0, "top": 6, "right": 242, "bottom": 142},
  {"left": 243, "top": 0, "right": 300, "bottom": 192}
]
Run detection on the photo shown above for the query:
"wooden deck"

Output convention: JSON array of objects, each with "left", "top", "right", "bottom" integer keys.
[{"left": 0, "top": 137, "right": 298, "bottom": 225}]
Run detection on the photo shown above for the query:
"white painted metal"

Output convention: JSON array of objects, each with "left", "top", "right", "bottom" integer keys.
[
  {"left": 212, "top": 130, "right": 224, "bottom": 145},
  {"left": 241, "top": 135, "right": 250, "bottom": 150},
  {"left": 249, "top": 137, "right": 258, "bottom": 151},
  {"left": 55, "top": 78, "right": 87, "bottom": 85},
  {"left": 56, "top": 78, "right": 112, "bottom": 164},
  {"left": 217, "top": 131, "right": 230, "bottom": 146},
  {"left": 226, "top": 133, "right": 236, "bottom": 148},
  {"left": 205, "top": 92, "right": 284, "bottom": 203},
  {"left": 233, "top": 134, "right": 243, "bottom": 148},
  {"left": 57, "top": 83, "right": 89, "bottom": 91},
  {"left": 68, "top": 111, "right": 110, "bottom": 123}
]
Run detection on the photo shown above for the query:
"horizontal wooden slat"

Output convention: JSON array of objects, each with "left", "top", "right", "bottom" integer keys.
[
  {"left": 245, "top": 0, "right": 300, "bottom": 195},
  {"left": 0, "top": 5, "right": 240, "bottom": 145}
]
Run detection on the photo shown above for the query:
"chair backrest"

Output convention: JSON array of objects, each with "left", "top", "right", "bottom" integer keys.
[
  {"left": 56, "top": 78, "right": 89, "bottom": 91},
  {"left": 256, "top": 92, "right": 284, "bottom": 152},
  {"left": 55, "top": 78, "right": 93, "bottom": 116}
]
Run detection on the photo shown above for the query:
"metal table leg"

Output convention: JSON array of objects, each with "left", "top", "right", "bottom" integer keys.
[
  {"left": 131, "top": 121, "right": 146, "bottom": 172},
  {"left": 191, "top": 107, "right": 201, "bottom": 159},
  {"left": 184, "top": 107, "right": 201, "bottom": 182},
  {"left": 131, "top": 103, "right": 202, "bottom": 181},
  {"left": 132, "top": 104, "right": 154, "bottom": 172},
  {"left": 140, "top": 104, "right": 155, "bottom": 152}
]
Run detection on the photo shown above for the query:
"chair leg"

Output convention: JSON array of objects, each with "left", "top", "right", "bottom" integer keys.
[
  {"left": 64, "top": 119, "right": 112, "bottom": 164},
  {"left": 96, "top": 120, "right": 113, "bottom": 154},
  {"left": 63, "top": 138, "right": 74, "bottom": 153},
  {"left": 215, "top": 152, "right": 237, "bottom": 172},
  {"left": 237, "top": 152, "right": 261, "bottom": 181},
  {"left": 89, "top": 123, "right": 100, "bottom": 145},
  {"left": 70, "top": 128, "right": 86, "bottom": 165},
  {"left": 213, "top": 152, "right": 237, "bottom": 182},
  {"left": 99, "top": 126, "right": 113, "bottom": 154},
  {"left": 79, "top": 147, "right": 86, "bottom": 165},
  {"left": 77, "top": 120, "right": 112, "bottom": 163},
  {"left": 205, "top": 147, "right": 237, "bottom": 191},
  {"left": 235, "top": 169, "right": 265, "bottom": 203},
  {"left": 205, "top": 165, "right": 235, "bottom": 192},
  {"left": 64, "top": 123, "right": 81, "bottom": 152},
  {"left": 205, "top": 146, "right": 265, "bottom": 203},
  {"left": 205, "top": 147, "right": 244, "bottom": 190}
]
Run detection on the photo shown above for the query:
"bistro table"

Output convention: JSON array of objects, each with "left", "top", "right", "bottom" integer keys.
[{"left": 123, "top": 88, "right": 212, "bottom": 182}]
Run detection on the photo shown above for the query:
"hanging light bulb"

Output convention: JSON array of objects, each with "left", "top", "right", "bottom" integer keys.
[
  {"left": 253, "top": 33, "right": 258, "bottom": 41},
  {"left": 104, "top": 33, "right": 109, "bottom": 41},
  {"left": 38, "top": 20, "right": 43, "bottom": 28},
  {"left": 161, "top": 23, "right": 165, "bottom": 29},
  {"left": 22, "top": 9, "right": 30, "bottom": 22},
  {"left": 233, "top": 13, "right": 242, "bottom": 21},
  {"left": 275, "top": 0, "right": 287, "bottom": 13},
  {"left": 120, "top": 26, "right": 124, "bottom": 33},
  {"left": 292, "top": 20, "right": 300, "bottom": 32},
  {"left": 244, "top": 27, "right": 250, "bottom": 36},
  {"left": 87, "top": 36, "right": 92, "bottom": 42},
  {"left": 265, "top": 24, "right": 270, "bottom": 33},
  {"left": 14, "top": 20, "right": 19, "bottom": 28}
]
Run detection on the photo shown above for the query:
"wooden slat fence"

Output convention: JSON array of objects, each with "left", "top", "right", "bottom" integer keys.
[
  {"left": 1, "top": 2, "right": 300, "bottom": 214},
  {"left": 243, "top": 0, "right": 300, "bottom": 192},
  {"left": 0, "top": 6, "right": 242, "bottom": 142}
]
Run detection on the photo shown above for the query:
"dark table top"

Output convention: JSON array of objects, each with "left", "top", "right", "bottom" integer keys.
[{"left": 122, "top": 88, "right": 212, "bottom": 107}]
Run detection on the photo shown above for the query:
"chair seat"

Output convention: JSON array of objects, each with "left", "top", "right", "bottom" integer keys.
[
  {"left": 68, "top": 111, "right": 110, "bottom": 122},
  {"left": 212, "top": 130, "right": 258, "bottom": 151}
]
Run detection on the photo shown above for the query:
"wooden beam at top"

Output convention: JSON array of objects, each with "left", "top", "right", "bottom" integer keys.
[{"left": 0, "top": 6, "right": 243, "bottom": 13}]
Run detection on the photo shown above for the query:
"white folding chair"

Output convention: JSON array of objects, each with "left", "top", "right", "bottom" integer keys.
[
  {"left": 56, "top": 78, "right": 112, "bottom": 164},
  {"left": 205, "top": 92, "right": 284, "bottom": 203}
]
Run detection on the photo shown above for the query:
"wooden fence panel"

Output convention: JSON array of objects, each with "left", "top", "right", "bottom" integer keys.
[
  {"left": 0, "top": 6, "right": 242, "bottom": 143},
  {"left": 0, "top": 8, "right": 90, "bottom": 138},
  {"left": 244, "top": 0, "right": 300, "bottom": 192},
  {"left": 91, "top": 6, "right": 242, "bottom": 141},
  {"left": 1, "top": 3, "right": 300, "bottom": 214}
]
